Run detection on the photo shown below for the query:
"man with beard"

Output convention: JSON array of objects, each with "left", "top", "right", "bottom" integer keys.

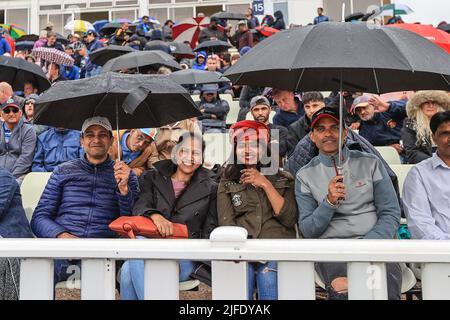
[{"left": 198, "top": 17, "right": 227, "bottom": 43}]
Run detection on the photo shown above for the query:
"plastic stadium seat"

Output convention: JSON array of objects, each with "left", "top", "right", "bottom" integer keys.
[
  {"left": 226, "top": 100, "right": 241, "bottom": 125},
  {"left": 389, "top": 164, "right": 415, "bottom": 195},
  {"left": 20, "top": 172, "right": 52, "bottom": 222},
  {"left": 375, "top": 146, "right": 401, "bottom": 165}
]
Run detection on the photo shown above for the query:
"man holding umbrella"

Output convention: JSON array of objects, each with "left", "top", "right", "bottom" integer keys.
[
  {"left": 295, "top": 107, "right": 402, "bottom": 300},
  {"left": 31, "top": 116, "right": 139, "bottom": 285}
]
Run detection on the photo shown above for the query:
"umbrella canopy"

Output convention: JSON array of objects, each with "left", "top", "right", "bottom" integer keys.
[
  {"left": 437, "top": 24, "right": 450, "bottom": 34},
  {"left": 16, "top": 34, "right": 39, "bottom": 42},
  {"left": 172, "top": 17, "right": 211, "bottom": 49},
  {"left": 224, "top": 22, "right": 450, "bottom": 93},
  {"left": 255, "top": 26, "right": 280, "bottom": 37},
  {"left": 89, "top": 45, "right": 137, "bottom": 66},
  {"left": 100, "top": 22, "right": 123, "bottom": 36},
  {"left": 32, "top": 47, "right": 75, "bottom": 66},
  {"left": 34, "top": 72, "right": 201, "bottom": 130},
  {"left": 0, "top": 24, "right": 26, "bottom": 39},
  {"left": 56, "top": 33, "right": 69, "bottom": 46},
  {"left": 93, "top": 20, "right": 109, "bottom": 33},
  {"left": 64, "top": 20, "right": 95, "bottom": 33},
  {"left": 102, "top": 50, "right": 180, "bottom": 73},
  {"left": 0, "top": 56, "right": 51, "bottom": 93},
  {"left": 377, "top": 3, "right": 413, "bottom": 16},
  {"left": 194, "top": 39, "right": 232, "bottom": 53},
  {"left": 389, "top": 23, "right": 450, "bottom": 54},
  {"left": 211, "top": 12, "right": 247, "bottom": 21},
  {"left": 113, "top": 18, "right": 132, "bottom": 24},
  {"left": 169, "top": 69, "right": 230, "bottom": 85},
  {"left": 168, "top": 42, "right": 196, "bottom": 59},
  {"left": 144, "top": 40, "right": 171, "bottom": 53},
  {"left": 15, "top": 41, "right": 35, "bottom": 51}
]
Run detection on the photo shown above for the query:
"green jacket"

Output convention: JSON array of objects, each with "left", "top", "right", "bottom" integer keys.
[{"left": 217, "top": 170, "right": 298, "bottom": 239}]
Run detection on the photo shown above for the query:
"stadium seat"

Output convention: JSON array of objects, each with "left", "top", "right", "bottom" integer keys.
[
  {"left": 220, "top": 93, "right": 234, "bottom": 106},
  {"left": 389, "top": 164, "right": 414, "bottom": 195},
  {"left": 20, "top": 172, "right": 52, "bottom": 222},
  {"left": 203, "top": 132, "right": 232, "bottom": 169},
  {"left": 375, "top": 146, "right": 401, "bottom": 165},
  {"left": 245, "top": 111, "right": 277, "bottom": 124},
  {"left": 226, "top": 100, "right": 241, "bottom": 125}
]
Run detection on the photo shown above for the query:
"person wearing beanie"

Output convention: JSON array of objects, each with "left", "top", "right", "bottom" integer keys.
[
  {"left": 197, "top": 83, "right": 229, "bottom": 133},
  {"left": 218, "top": 119, "right": 298, "bottom": 300}
]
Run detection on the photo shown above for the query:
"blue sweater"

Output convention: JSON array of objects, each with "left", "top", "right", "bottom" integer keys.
[
  {"left": 31, "top": 156, "right": 139, "bottom": 238},
  {"left": 0, "top": 37, "right": 11, "bottom": 55}
]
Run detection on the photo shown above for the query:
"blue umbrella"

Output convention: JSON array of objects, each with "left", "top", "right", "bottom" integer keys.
[{"left": 93, "top": 20, "right": 109, "bottom": 33}]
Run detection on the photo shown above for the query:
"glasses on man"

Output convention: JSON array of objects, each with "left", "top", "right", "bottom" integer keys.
[{"left": 2, "top": 108, "right": 20, "bottom": 114}]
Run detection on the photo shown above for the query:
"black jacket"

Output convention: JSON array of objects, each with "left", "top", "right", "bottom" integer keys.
[
  {"left": 401, "top": 118, "right": 432, "bottom": 164},
  {"left": 287, "top": 115, "right": 311, "bottom": 156},
  {"left": 134, "top": 160, "right": 218, "bottom": 239},
  {"left": 197, "top": 97, "right": 230, "bottom": 132},
  {"left": 238, "top": 86, "right": 264, "bottom": 121}
]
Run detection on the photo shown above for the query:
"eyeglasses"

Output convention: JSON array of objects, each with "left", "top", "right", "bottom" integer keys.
[
  {"left": 25, "top": 100, "right": 35, "bottom": 105},
  {"left": 2, "top": 107, "right": 20, "bottom": 114}
]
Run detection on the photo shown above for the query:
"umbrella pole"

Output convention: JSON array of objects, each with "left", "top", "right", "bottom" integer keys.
[
  {"left": 338, "top": 74, "right": 344, "bottom": 172},
  {"left": 116, "top": 98, "right": 121, "bottom": 162}
]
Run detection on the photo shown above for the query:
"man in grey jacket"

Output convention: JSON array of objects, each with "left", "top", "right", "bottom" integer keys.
[
  {"left": 0, "top": 97, "right": 36, "bottom": 183},
  {"left": 295, "top": 107, "right": 402, "bottom": 300}
]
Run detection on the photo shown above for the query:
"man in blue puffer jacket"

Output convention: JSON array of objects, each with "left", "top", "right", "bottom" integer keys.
[{"left": 31, "top": 117, "right": 139, "bottom": 285}]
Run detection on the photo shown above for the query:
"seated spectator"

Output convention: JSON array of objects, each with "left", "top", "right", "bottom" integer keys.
[
  {"left": 0, "top": 167, "right": 34, "bottom": 300},
  {"left": 287, "top": 92, "right": 325, "bottom": 156},
  {"left": 197, "top": 84, "right": 230, "bottom": 133},
  {"left": 249, "top": 95, "right": 288, "bottom": 158},
  {"left": 228, "top": 20, "right": 254, "bottom": 52},
  {"left": 32, "top": 127, "right": 82, "bottom": 172},
  {"left": 120, "top": 132, "right": 218, "bottom": 300},
  {"left": 21, "top": 94, "right": 48, "bottom": 136},
  {"left": 0, "top": 28, "right": 11, "bottom": 56},
  {"left": 402, "top": 91, "right": 450, "bottom": 164},
  {"left": 272, "top": 88, "right": 305, "bottom": 128},
  {"left": 296, "top": 107, "right": 402, "bottom": 300},
  {"left": 272, "top": 11, "right": 286, "bottom": 30},
  {"left": 192, "top": 51, "right": 207, "bottom": 70},
  {"left": 218, "top": 120, "right": 298, "bottom": 300},
  {"left": 205, "top": 55, "right": 233, "bottom": 95},
  {"left": 147, "top": 119, "right": 201, "bottom": 167},
  {"left": 403, "top": 111, "right": 450, "bottom": 239},
  {"left": 109, "top": 128, "right": 158, "bottom": 177},
  {"left": 0, "top": 82, "right": 13, "bottom": 105},
  {"left": 0, "top": 97, "right": 36, "bottom": 183},
  {"left": 30, "top": 117, "right": 138, "bottom": 285},
  {"left": 60, "top": 64, "right": 80, "bottom": 81},
  {"left": 351, "top": 95, "right": 407, "bottom": 156},
  {"left": 238, "top": 85, "right": 264, "bottom": 121},
  {"left": 23, "top": 81, "right": 38, "bottom": 98},
  {"left": 47, "top": 63, "right": 66, "bottom": 84}
]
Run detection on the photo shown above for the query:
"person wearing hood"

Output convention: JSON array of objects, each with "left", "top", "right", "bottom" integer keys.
[
  {"left": 192, "top": 51, "right": 207, "bottom": 70},
  {"left": 272, "top": 11, "right": 286, "bottom": 30},
  {"left": 401, "top": 90, "right": 450, "bottom": 164},
  {"left": 197, "top": 84, "right": 230, "bottom": 133},
  {"left": 198, "top": 17, "right": 227, "bottom": 43},
  {"left": 287, "top": 92, "right": 326, "bottom": 156}
]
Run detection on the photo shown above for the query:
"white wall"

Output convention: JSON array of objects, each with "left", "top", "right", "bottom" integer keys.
[{"left": 393, "top": 0, "right": 450, "bottom": 26}]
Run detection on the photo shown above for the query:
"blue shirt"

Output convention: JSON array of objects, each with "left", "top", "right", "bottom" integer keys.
[
  {"left": 314, "top": 15, "right": 329, "bottom": 24},
  {"left": 403, "top": 153, "right": 450, "bottom": 240},
  {"left": 121, "top": 132, "right": 141, "bottom": 164},
  {"left": 0, "top": 37, "right": 11, "bottom": 55},
  {"left": 3, "top": 122, "right": 11, "bottom": 144}
]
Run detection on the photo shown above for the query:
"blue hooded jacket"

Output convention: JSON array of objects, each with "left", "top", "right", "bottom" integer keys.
[{"left": 192, "top": 51, "right": 207, "bottom": 70}]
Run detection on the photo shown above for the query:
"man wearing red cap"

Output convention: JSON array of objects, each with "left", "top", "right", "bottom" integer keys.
[{"left": 295, "top": 107, "right": 402, "bottom": 300}]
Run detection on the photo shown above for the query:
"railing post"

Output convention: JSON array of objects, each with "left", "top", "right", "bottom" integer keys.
[
  {"left": 144, "top": 260, "right": 179, "bottom": 300},
  {"left": 210, "top": 226, "right": 248, "bottom": 300},
  {"left": 347, "top": 262, "right": 388, "bottom": 300},
  {"left": 20, "top": 258, "right": 54, "bottom": 300},
  {"left": 81, "top": 259, "right": 116, "bottom": 300},
  {"left": 278, "top": 262, "right": 315, "bottom": 300},
  {"left": 422, "top": 263, "right": 450, "bottom": 300}
]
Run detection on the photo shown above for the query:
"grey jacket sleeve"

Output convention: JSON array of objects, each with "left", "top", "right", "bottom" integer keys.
[{"left": 12, "top": 125, "right": 36, "bottom": 178}]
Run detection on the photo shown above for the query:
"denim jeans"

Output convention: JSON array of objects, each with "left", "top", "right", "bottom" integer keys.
[
  {"left": 247, "top": 261, "right": 278, "bottom": 300},
  {"left": 120, "top": 259, "right": 196, "bottom": 300}
]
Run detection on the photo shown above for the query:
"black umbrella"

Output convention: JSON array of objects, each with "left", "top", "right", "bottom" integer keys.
[
  {"left": 224, "top": 22, "right": 450, "bottom": 167},
  {"left": 56, "top": 33, "right": 69, "bottom": 46},
  {"left": 100, "top": 22, "right": 122, "bottom": 36},
  {"left": 437, "top": 24, "right": 450, "bottom": 33},
  {"left": 89, "top": 45, "right": 137, "bottom": 66},
  {"left": 344, "top": 12, "right": 365, "bottom": 22},
  {"left": 102, "top": 50, "right": 181, "bottom": 73},
  {"left": 16, "top": 34, "right": 39, "bottom": 42},
  {"left": 15, "top": 41, "right": 35, "bottom": 51},
  {"left": 169, "top": 69, "right": 230, "bottom": 85},
  {"left": 168, "top": 42, "right": 195, "bottom": 59},
  {"left": 194, "top": 40, "right": 232, "bottom": 54},
  {"left": 34, "top": 72, "right": 201, "bottom": 159},
  {"left": 0, "top": 56, "right": 51, "bottom": 93},
  {"left": 144, "top": 40, "right": 171, "bottom": 53},
  {"left": 211, "top": 12, "right": 247, "bottom": 21}
]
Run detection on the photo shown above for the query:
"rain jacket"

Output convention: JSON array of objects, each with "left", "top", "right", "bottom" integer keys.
[
  {"left": 192, "top": 51, "right": 207, "bottom": 70},
  {"left": 197, "top": 96, "right": 230, "bottom": 132},
  {"left": 32, "top": 128, "right": 83, "bottom": 172},
  {"left": 30, "top": 155, "right": 139, "bottom": 238},
  {"left": 0, "top": 35, "right": 11, "bottom": 55}
]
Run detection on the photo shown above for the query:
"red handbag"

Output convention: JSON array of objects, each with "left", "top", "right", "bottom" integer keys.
[{"left": 109, "top": 215, "right": 188, "bottom": 239}]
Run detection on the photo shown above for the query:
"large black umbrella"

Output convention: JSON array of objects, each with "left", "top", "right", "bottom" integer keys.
[
  {"left": 89, "top": 45, "right": 137, "bottom": 66},
  {"left": 100, "top": 22, "right": 122, "bottom": 36},
  {"left": 16, "top": 34, "right": 39, "bottom": 42},
  {"left": 144, "top": 40, "right": 171, "bottom": 53},
  {"left": 169, "top": 69, "right": 230, "bottom": 85},
  {"left": 211, "top": 12, "right": 247, "bottom": 21},
  {"left": 224, "top": 22, "right": 450, "bottom": 167},
  {"left": 194, "top": 40, "right": 232, "bottom": 54},
  {"left": 34, "top": 72, "right": 201, "bottom": 159},
  {"left": 55, "top": 33, "right": 69, "bottom": 46},
  {"left": 15, "top": 41, "right": 35, "bottom": 51},
  {"left": 0, "top": 56, "right": 51, "bottom": 93},
  {"left": 168, "top": 42, "right": 195, "bottom": 59},
  {"left": 102, "top": 50, "right": 181, "bottom": 73}
]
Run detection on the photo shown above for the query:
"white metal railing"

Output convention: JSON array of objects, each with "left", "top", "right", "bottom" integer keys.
[{"left": 2, "top": 227, "right": 450, "bottom": 300}]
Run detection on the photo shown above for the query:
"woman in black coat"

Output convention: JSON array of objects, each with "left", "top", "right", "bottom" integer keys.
[{"left": 120, "top": 132, "right": 218, "bottom": 300}]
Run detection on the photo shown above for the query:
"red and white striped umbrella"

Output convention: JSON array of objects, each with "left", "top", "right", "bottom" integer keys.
[
  {"left": 172, "top": 17, "right": 211, "bottom": 49},
  {"left": 32, "top": 47, "right": 75, "bottom": 66}
]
